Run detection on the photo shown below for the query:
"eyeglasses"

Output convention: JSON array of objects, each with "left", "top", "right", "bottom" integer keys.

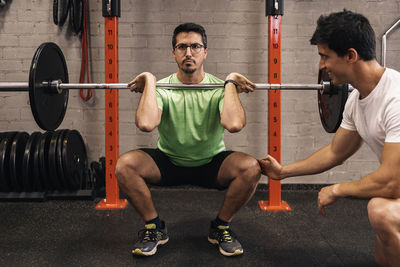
[{"left": 174, "top": 43, "right": 205, "bottom": 54}]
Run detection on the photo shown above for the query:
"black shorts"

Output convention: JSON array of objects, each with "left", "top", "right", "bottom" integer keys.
[{"left": 140, "top": 148, "right": 235, "bottom": 190}]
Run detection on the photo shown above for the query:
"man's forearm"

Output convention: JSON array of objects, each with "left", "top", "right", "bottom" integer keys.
[
  {"left": 135, "top": 81, "right": 160, "bottom": 132},
  {"left": 281, "top": 145, "right": 343, "bottom": 179},
  {"left": 220, "top": 85, "right": 246, "bottom": 132},
  {"left": 334, "top": 170, "right": 400, "bottom": 199}
]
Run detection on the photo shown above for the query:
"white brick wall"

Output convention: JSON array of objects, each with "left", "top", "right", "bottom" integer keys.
[{"left": 1, "top": 0, "right": 399, "bottom": 184}]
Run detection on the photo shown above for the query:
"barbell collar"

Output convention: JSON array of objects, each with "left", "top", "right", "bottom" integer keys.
[{"left": 41, "top": 80, "right": 64, "bottom": 94}]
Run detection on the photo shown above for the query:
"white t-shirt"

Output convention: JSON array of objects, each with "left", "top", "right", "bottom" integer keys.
[{"left": 340, "top": 68, "right": 400, "bottom": 162}]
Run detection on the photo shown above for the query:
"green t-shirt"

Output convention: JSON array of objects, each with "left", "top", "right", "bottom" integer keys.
[{"left": 156, "top": 73, "right": 226, "bottom": 167}]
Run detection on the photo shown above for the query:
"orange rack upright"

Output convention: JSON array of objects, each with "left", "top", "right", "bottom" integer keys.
[
  {"left": 258, "top": 0, "right": 291, "bottom": 211},
  {"left": 96, "top": 0, "right": 127, "bottom": 210}
]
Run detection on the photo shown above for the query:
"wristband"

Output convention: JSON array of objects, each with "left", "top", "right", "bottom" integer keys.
[{"left": 224, "top": 79, "right": 239, "bottom": 89}]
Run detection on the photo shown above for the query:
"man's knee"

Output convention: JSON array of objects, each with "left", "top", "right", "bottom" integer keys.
[
  {"left": 115, "top": 151, "right": 142, "bottom": 185},
  {"left": 236, "top": 156, "right": 262, "bottom": 184},
  {"left": 368, "top": 198, "right": 400, "bottom": 241}
]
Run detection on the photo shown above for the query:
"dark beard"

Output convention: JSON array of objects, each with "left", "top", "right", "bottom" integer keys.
[
  {"left": 180, "top": 59, "right": 196, "bottom": 74},
  {"left": 182, "top": 67, "right": 196, "bottom": 74}
]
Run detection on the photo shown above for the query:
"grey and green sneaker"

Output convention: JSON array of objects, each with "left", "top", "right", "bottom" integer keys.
[
  {"left": 208, "top": 225, "right": 243, "bottom": 256},
  {"left": 132, "top": 223, "right": 169, "bottom": 256}
]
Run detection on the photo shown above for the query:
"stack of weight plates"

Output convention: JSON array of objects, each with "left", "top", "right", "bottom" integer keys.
[{"left": 0, "top": 129, "right": 88, "bottom": 192}]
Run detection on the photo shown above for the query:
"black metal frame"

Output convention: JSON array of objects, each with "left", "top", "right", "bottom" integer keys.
[
  {"left": 266, "top": 0, "right": 283, "bottom": 16},
  {"left": 102, "top": 0, "right": 120, "bottom": 17}
]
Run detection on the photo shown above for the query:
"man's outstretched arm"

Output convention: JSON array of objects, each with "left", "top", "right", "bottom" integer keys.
[{"left": 259, "top": 127, "right": 363, "bottom": 179}]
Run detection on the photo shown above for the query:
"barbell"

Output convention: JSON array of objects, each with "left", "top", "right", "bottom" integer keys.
[{"left": 0, "top": 42, "right": 353, "bottom": 133}]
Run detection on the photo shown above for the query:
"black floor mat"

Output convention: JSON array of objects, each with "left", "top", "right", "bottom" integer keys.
[{"left": 0, "top": 187, "right": 378, "bottom": 267}]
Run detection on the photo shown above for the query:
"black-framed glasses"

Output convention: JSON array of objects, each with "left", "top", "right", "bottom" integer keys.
[{"left": 174, "top": 43, "right": 204, "bottom": 54}]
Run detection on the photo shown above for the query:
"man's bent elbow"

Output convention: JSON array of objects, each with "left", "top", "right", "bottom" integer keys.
[
  {"left": 376, "top": 175, "right": 400, "bottom": 198},
  {"left": 387, "top": 180, "right": 400, "bottom": 198},
  {"left": 222, "top": 121, "right": 245, "bottom": 133},
  {"left": 135, "top": 121, "right": 158, "bottom": 132}
]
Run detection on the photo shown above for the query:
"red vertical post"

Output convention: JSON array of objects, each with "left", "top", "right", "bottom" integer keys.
[
  {"left": 96, "top": 1, "right": 127, "bottom": 210},
  {"left": 258, "top": 1, "right": 290, "bottom": 211}
]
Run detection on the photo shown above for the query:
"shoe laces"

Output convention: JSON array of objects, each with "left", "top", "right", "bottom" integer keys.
[
  {"left": 217, "top": 226, "right": 234, "bottom": 243},
  {"left": 138, "top": 228, "right": 158, "bottom": 242}
]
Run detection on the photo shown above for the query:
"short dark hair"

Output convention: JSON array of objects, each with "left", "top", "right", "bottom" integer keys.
[
  {"left": 172, "top": 23, "right": 207, "bottom": 49},
  {"left": 310, "top": 10, "right": 376, "bottom": 60}
]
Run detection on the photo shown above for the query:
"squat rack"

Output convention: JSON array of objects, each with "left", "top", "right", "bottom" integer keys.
[{"left": 95, "top": 0, "right": 290, "bottom": 210}]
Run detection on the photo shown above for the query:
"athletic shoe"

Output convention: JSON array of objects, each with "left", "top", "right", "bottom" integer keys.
[
  {"left": 208, "top": 225, "right": 243, "bottom": 256},
  {"left": 132, "top": 223, "right": 169, "bottom": 256}
]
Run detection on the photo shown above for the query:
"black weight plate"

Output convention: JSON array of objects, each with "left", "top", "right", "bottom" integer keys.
[
  {"left": 62, "top": 130, "right": 87, "bottom": 190},
  {"left": 32, "top": 133, "right": 44, "bottom": 191},
  {"left": 59, "top": 0, "right": 71, "bottom": 26},
  {"left": 53, "top": 0, "right": 58, "bottom": 25},
  {"left": 39, "top": 132, "right": 54, "bottom": 190},
  {"left": 70, "top": 0, "right": 83, "bottom": 34},
  {"left": 56, "top": 129, "right": 69, "bottom": 190},
  {"left": 48, "top": 130, "right": 63, "bottom": 190},
  {"left": 54, "top": 0, "right": 71, "bottom": 26},
  {"left": 97, "top": 156, "right": 105, "bottom": 189},
  {"left": 22, "top": 132, "right": 42, "bottom": 192},
  {"left": 9, "top": 132, "right": 30, "bottom": 192},
  {"left": 317, "top": 69, "right": 349, "bottom": 133},
  {"left": 29, "top": 42, "right": 69, "bottom": 131},
  {"left": 0, "top": 132, "right": 17, "bottom": 192},
  {"left": 0, "top": 132, "right": 6, "bottom": 192}
]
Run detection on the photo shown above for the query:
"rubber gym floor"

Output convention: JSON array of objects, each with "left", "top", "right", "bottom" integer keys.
[{"left": 0, "top": 185, "right": 377, "bottom": 267}]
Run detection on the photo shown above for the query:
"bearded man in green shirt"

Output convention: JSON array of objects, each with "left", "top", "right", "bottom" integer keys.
[{"left": 116, "top": 22, "right": 261, "bottom": 257}]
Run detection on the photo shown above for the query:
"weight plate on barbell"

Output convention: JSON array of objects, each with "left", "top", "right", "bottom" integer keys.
[
  {"left": 317, "top": 69, "right": 349, "bottom": 133},
  {"left": 29, "top": 42, "right": 69, "bottom": 131},
  {"left": 9, "top": 132, "right": 29, "bottom": 192}
]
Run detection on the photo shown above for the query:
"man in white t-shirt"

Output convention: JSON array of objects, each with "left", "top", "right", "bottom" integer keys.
[{"left": 259, "top": 10, "right": 400, "bottom": 266}]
